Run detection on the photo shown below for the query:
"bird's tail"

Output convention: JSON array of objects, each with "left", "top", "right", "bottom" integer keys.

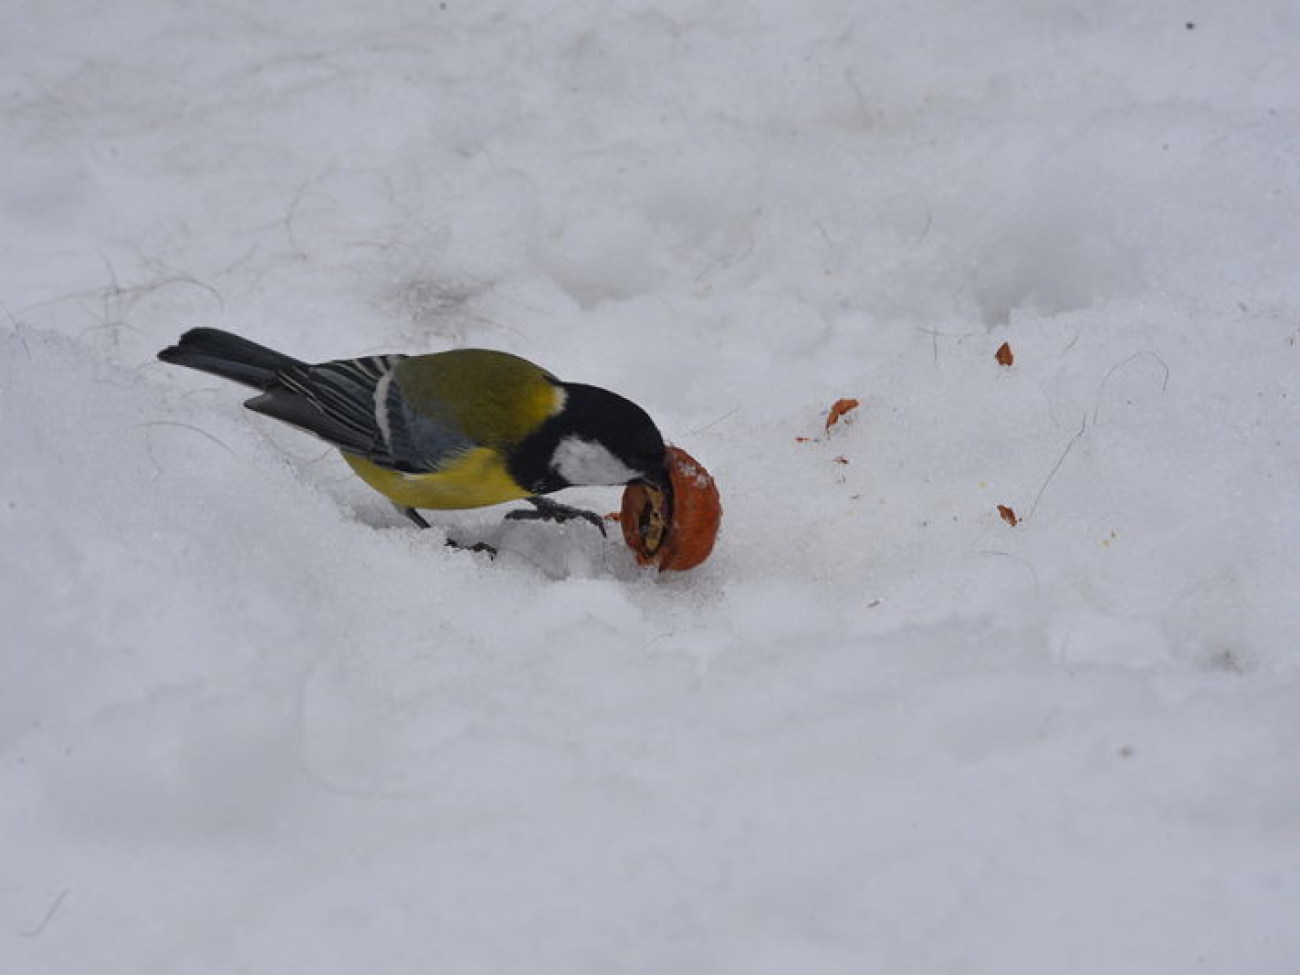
[{"left": 158, "top": 327, "right": 303, "bottom": 389}]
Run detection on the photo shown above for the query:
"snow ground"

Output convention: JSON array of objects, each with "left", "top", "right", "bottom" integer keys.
[{"left": 3, "top": 1, "right": 1299, "bottom": 971}]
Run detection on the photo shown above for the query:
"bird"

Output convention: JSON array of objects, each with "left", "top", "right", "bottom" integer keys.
[{"left": 157, "top": 327, "right": 667, "bottom": 535}]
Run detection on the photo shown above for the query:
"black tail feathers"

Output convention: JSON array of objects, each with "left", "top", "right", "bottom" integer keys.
[{"left": 158, "top": 328, "right": 303, "bottom": 389}]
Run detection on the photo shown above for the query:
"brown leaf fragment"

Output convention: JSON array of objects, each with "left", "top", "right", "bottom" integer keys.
[
  {"left": 795, "top": 436, "right": 812, "bottom": 443},
  {"left": 997, "top": 504, "right": 1019, "bottom": 526},
  {"left": 825, "top": 398, "right": 860, "bottom": 433},
  {"left": 995, "top": 341, "right": 1014, "bottom": 367},
  {"left": 833, "top": 455, "right": 849, "bottom": 465}
]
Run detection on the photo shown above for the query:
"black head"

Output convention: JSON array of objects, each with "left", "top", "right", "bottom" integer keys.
[{"left": 510, "top": 382, "right": 667, "bottom": 494}]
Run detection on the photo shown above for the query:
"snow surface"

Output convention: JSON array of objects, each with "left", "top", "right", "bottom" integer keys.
[{"left": 3, "top": 1, "right": 1300, "bottom": 971}]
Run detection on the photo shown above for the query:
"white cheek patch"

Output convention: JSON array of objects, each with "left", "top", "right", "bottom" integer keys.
[{"left": 551, "top": 435, "right": 638, "bottom": 486}]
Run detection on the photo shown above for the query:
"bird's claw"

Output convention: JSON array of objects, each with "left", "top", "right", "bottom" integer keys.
[
  {"left": 402, "top": 506, "right": 496, "bottom": 555},
  {"left": 445, "top": 538, "right": 498, "bottom": 557},
  {"left": 506, "top": 497, "right": 608, "bottom": 536}
]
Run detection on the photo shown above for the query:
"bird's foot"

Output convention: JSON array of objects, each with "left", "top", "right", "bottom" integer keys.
[
  {"left": 401, "top": 506, "right": 496, "bottom": 555},
  {"left": 444, "top": 538, "right": 497, "bottom": 557},
  {"left": 505, "top": 497, "right": 608, "bottom": 536}
]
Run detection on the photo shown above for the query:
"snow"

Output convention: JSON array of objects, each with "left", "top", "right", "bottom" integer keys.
[{"left": 3, "top": 1, "right": 1299, "bottom": 971}]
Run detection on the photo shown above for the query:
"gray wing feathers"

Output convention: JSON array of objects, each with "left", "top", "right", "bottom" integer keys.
[
  {"left": 282, "top": 359, "right": 386, "bottom": 447},
  {"left": 243, "top": 354, "right": 468, "bottom": 472}
]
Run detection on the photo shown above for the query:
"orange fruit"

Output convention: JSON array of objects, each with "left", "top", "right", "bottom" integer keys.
[{"left": 621, "top": 445, "right": 721, "bottom": 571}]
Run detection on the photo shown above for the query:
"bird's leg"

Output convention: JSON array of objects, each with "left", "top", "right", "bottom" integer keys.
[
  {"left": 399, "top": 504, "right": 497, "bottom": 555},
  {"left": 445, "top": 538, "right": 497, "bottom": 556},
  {"left": 401, "top": 506, "right": 432, "bottom": 529},
  {"left": 505, "top": 497, "right": 608, "bottom": 536}
]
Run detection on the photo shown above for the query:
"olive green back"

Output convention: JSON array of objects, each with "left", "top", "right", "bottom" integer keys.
[{"left": 394, "top": 349, "right": 563, "bottom": 448}]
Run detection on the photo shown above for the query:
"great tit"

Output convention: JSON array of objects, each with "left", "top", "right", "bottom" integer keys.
[{"left": 158, "top": 328, "right": 668, "bottom": 531}]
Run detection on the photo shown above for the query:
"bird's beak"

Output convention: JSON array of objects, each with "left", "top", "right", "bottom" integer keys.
[{"left": 638, "top": 459, "right": 670, "bottom": 491}]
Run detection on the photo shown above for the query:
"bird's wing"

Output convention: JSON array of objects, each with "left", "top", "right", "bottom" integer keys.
[{"left": 244, "top": 355, "right": 470, "bottom": 472}]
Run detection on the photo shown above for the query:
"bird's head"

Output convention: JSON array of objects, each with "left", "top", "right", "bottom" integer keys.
[{"left": 516, "top": 382, "right": 667, "bottom": 494}]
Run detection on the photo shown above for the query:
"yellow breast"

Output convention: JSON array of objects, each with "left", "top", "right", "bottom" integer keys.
[{"left": 342, "top": 448, "right": 532, "bottom": 510}]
